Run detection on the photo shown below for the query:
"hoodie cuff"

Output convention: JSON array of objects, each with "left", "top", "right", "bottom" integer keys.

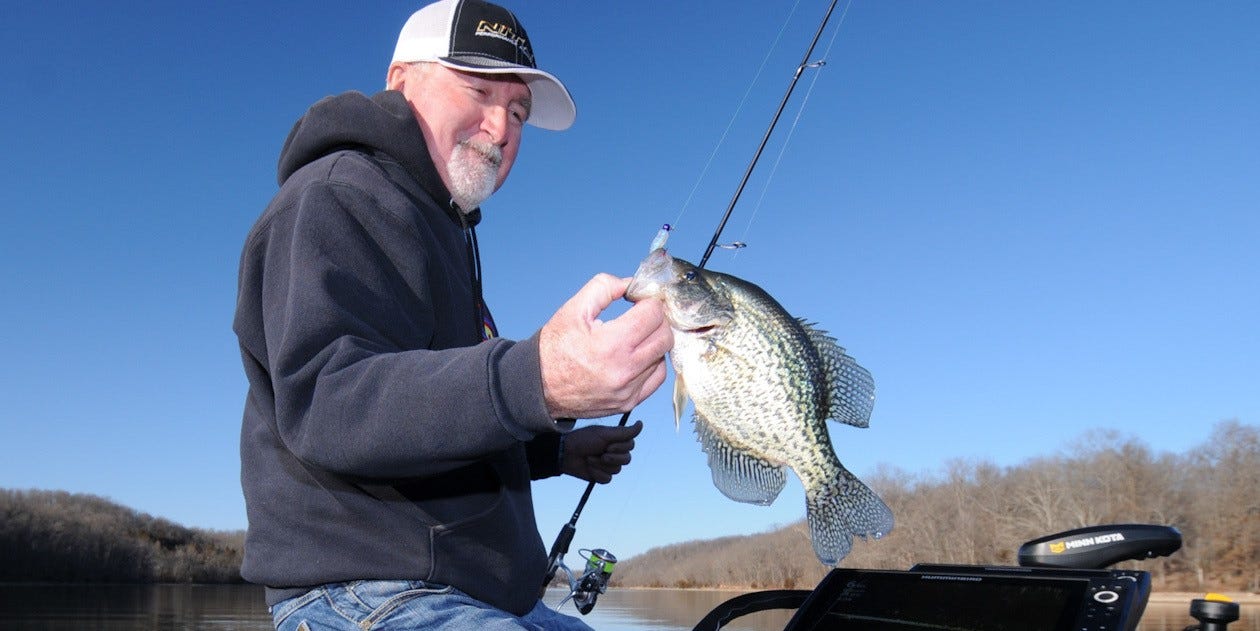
[
  {"left": 525, "top": 431, "right": 564, "bottom": 480},
  {"left": 492, "top": 332, "right": 563, "bottom": 437}
]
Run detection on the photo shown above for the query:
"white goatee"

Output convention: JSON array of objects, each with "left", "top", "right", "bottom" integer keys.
[{"left": 447, "top": 140, "right": 501, "bottom": 214}]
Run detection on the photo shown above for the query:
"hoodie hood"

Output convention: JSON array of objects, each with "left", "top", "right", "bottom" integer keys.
[{"left": 276, "top": 90, "right": 480, "bottom": 225}]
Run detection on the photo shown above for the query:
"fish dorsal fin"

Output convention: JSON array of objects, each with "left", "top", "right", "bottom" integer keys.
[
  {"left": 693, "top": 413, "right": 786, "bottom": 506},
  {"left": 798, "top": 320, "right": 875, "bottom": 428}
]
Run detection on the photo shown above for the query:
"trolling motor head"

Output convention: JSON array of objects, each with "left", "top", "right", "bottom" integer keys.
[
  {"left": 555, "top": 548, "right": 618, "bottom": 615},
  {"left": 1018, "top": 524, "right": 1182, "bottom": 570}
]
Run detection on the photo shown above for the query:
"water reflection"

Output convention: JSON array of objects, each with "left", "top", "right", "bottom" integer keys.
[
  {"left": 546, "top": 588, "right": 793, "bottom": 631},
  {"left": 0, "top": 584, "right": 1253, "bottom": 630},
  {"left": 1140, "top": 602, "right": 1259, "bottom": 631},
  {"left": 0, "top": 584, "right": 272, "bottom": 630}
]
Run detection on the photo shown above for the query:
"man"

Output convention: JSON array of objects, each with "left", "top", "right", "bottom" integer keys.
[{"left": 233, "top": 1, "right": 673, "bottom": 629}]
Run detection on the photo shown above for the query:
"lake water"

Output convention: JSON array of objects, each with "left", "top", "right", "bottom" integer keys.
[{"left": 0, "top": 584, "right": 1254, "bottom": 630}]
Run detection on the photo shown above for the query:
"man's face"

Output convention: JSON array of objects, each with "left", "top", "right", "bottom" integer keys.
[{"left": 389, "top": 63, "right": 531, "bottom": 211}]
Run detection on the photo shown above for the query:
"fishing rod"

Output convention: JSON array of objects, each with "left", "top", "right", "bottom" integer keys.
[
  {"left": 542, "top": 0, "right": 844, "bottom": 609},
  {"left": 699, "top": 0, "right": 842, "bottom": 270}
]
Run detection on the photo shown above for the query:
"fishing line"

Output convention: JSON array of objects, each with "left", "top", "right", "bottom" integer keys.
[
  {"left": 541, "top": 6, "right": 809, "bottom": 583},
  {"left": 543, "top": 0, "right": 846, "bottom": 593},
  {"left": 670, "top": 0, "right": 805, "bottom": 233},
  {"left": 699, "top": 0, "right": 845, "bottom": 269},
  {"left": 733, "top": 0, "right": 854, "bottom": 260}
]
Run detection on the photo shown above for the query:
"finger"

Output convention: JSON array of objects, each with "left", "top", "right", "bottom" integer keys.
[
  {"left": 605, "top": 419, "right": 644, "bottom": 446},
  {"left": 603, "top": 441, "right": 634, "bottom": 455},
  {"left": 599, "top": 445, "right": 633, "bottom": 461},
  {"left": 606, "top": 298, "right": 667, "bottom": 346},
  {"left": 589, "top": 419, "right": 642, "bottom": 440},
  {"left": 602, "top": 432, "right": 639, "bottom": 454},
  {"left": 572, "top": 274, "right": 629, "bottom": 321},
  {"left": 586, "top": 461, "right": 613, "bottom": 484},
  {"left": 627, "top": 360, "right": 668, "bottom": 407},
  {"left": 600, "top": 452, "right": 631, "bottom": 466},
  {"left": 628, "top": 317, "right": 674, "bottom": 367},
  {"left": 588, "top": 448, "right": 627, "bottom": 467}
]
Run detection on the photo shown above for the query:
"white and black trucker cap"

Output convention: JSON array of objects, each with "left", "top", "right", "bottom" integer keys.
[{"left": 392, "top": 0, "right": 576, "bottom": 130}]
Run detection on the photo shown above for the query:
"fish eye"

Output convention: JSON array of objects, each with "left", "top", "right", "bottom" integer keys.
[{"left": 683, "top": 271, "right": 697, "bottom": 281}]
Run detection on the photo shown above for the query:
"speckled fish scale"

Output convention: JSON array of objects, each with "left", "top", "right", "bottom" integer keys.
[{"left": 626, "top": 248, "right": 893, "bottom": 565}]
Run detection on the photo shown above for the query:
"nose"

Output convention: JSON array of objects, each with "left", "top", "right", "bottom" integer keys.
[{"left": 481, "top": 105, "right": 511, "bottom": 146}]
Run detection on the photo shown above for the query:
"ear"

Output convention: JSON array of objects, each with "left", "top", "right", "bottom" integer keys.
[{"left": 385, "top": 63, "right": 410, "bottom": 91}]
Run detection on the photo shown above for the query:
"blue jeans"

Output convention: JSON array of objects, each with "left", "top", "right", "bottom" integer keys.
[{"left": 270, "top": 580, "right": 596, "bottom": 631}]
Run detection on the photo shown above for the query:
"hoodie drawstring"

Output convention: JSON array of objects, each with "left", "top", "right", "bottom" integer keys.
[{"left": 460, "top": 213, "right": 496, "bottom": 341}]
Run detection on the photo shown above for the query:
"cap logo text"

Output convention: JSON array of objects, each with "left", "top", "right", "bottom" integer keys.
[{"left": 475, "top": 20, "right": 533, "bottom": 64}]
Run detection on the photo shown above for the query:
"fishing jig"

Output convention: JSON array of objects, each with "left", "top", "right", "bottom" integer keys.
[{"left": 649, "top": 223, "right": 672, "bottom": 252}]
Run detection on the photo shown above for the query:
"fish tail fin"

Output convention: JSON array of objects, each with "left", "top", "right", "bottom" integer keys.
[{"left": 804, "top": 470, "right": 895, "bottom": 566}]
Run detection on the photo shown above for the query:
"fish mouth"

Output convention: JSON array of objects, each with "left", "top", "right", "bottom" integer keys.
[
  {"left": 670, "top": 305, "right": 729, "bottom": 335},
  {"left": 625, "top": 276, "right": 656, "bottom": 302},
  {"left": 626, "top": 248, "right": 672, "bottom": 301},
  {"left": 683, "top": 324, "right": 719, "bottom": 335}
]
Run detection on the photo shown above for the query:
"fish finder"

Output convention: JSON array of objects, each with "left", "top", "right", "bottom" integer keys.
[
  {"left": 692, "top": 524, "right": 1185, "bottom": 631},
  {"left": 779, "top": 566, "right": 1147, "bottom": 631}
]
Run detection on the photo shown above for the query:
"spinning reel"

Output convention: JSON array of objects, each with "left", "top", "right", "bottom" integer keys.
[{"left": 552, "top": 548, "right": 618, "bottom": 615}]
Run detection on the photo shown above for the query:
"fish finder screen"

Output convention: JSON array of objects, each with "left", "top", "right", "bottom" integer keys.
[{"left": 815, "top": 572, "right": 1086, "bottom": 631}]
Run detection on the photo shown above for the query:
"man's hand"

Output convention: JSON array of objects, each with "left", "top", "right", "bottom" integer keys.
[
  {"left": 539, "top": 274, "right": 672, "bottom": 420},
  {"left": 562, "top": 421, "right": 643, "bottom": 484}
]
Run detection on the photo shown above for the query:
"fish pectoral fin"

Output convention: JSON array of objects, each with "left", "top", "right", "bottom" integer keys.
[
  {"left": 694, "top": 414, "right": 786, "bottom": 506},
  {"left": 799, "top": 320, "right": 876, "bottom": 429},
  {"left": 672, "top": 375, "right": 689, "bottom": 432}
]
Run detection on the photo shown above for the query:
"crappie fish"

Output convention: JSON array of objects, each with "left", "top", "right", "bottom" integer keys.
[{"left": 626, "top": 248, "right": 893, "bottom": 565}]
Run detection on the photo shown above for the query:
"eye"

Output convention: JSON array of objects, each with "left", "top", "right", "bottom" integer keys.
[{"left": 683, "top": 271, "right": 697, "bottom": 281}]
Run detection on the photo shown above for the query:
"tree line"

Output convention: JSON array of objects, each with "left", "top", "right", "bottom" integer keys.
[
  {"left": 0, "top": 488, "right": 243, "bottom": 583},
  {"left": 613, "top": 420, "right": 1259, "bottom": 593},
  {"left": 3, "top": 420, "right": 1255, "bottom": 590}
]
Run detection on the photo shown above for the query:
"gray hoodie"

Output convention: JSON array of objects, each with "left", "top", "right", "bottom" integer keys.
[{"left": 234, "top": 90, "right": 563, "bottom": 615}]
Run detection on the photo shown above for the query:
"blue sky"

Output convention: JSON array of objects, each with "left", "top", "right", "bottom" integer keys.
[{"left": 2, "top": 1, "right": 1256, "bottom": 563}]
